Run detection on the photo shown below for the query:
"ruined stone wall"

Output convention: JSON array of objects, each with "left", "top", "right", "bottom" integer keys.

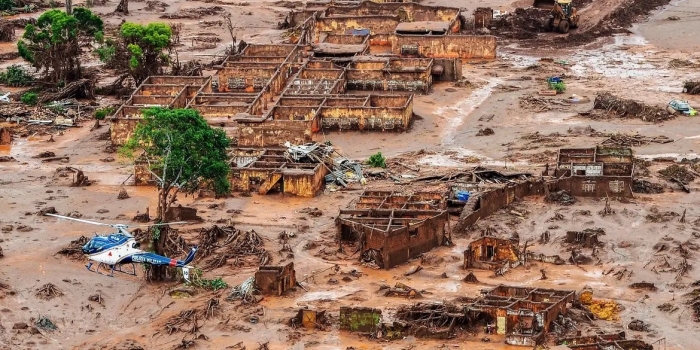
[
  {"left": 315, "top": 16, "right": 399, "bottom": 37},
  {"left": 319, "top": 105, "right": 412, "bottom": 130},
  {"left": 457, "top": 180, "right": 548, "bottom": 231},
  {"left": 326, "top": 2, "right": 460, "bottom": 23},
  {"left": 110, "top": 118, "right": 143, "bottom": 146},
  {"left": 237, "top": 120, "right": 311, "bottom": 147},
  {"left": 232, "top": 167, "right": 278, "bottom": 192},
  {"left": 392, "top": 35, "right": 497, "bottom": 59},
  {"left": 255, "top": 262, "right": 296, "bottom": 295},
  {"left": 383, "top": 212, "right": 447, "bottom": 268},
  {"left": 281, "top": 165, "right": 328, "bottom": 197},
  {"left": 556, "top": 176, "right": 633, "bottom": 198}
]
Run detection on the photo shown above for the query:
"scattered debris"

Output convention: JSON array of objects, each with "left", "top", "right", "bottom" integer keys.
[
  {"left": 117, "top": 188, "right": 129, "bottom": 199},
  {"left": 579, "top": 287, "right": 621, "bottom": 321},
  {"left": 35, "top": 315, "right": 57, "bottom": 330},
  {"left": 463, "top": 271, "right": 479, "bottom": 283},
  {"left": 659, "top": 164, "right": 697, "bottom": 184},
  {"left": 593, "top": 92, "right": 673, "bottom": 123},
  {"left": 600, "top": 133, "right": 672, "bottom": 147},
  {"left": 632, "top": 179, "right": 664, "bottom": 194},
  {"left": 56, "top": 236, "right": 89, "bottom": 259},
  {"left": 476, "top": 128, "right": 494, "bottom": 136},
  {"left": 646, "top": 207, "right": 679, "bottom": 223},
  {"left": 383, "top": 282, "right": 422, "bottom": 298},
  {"left": 35, "top": 283, "right": 64, "bottom": 300},
  {"left": 546, "top": 190, "right": 576, "bottom": 205},
  {"left": 227, "top": 276, "right": 258, "bottom": 304},
  {"left": 628, "top": 319, "right": 651, "bottom": 332},
  {"left": 684, "top": 81, "right": 700, "bottom": 95},
  {"left": 629, "top": 282, "right": 657, "bottom": 291}
]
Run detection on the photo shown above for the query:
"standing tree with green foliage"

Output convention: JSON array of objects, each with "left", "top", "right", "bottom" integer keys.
[
  {"left": 98, "top": 22, "right": 171, "bottom": 85},
  {"left": 120, "top": 108, "right": 230, "bottom": 280},
  {"left": 17, "top": 8, "right": 103, "bottom": 84}
]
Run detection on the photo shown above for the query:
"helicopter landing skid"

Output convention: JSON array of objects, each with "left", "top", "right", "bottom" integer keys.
[{"left": 86, "top": 262, "right": 138, "bottom": 278}]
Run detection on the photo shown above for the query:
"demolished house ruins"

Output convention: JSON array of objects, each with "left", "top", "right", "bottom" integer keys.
[
  {"left": 109, "top": 1, "right": 496, "bottom": 159},
  {"left": 337, "top": 190, "right": 449, "bottom": 269}
]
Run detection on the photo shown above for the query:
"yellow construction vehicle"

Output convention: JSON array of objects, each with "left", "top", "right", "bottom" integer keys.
[{"left": 544, "top": 0, "right": 579, "bottom": 34}]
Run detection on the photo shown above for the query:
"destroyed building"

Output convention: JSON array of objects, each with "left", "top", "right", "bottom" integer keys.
[
  {"left": 228, "top": 142, "right": 362, "bottom": 197},
  {"left": 110, "top": 1, "right": 496, "bottom": 149},
  {"left": 558, "top": 332, "right": 654, "bottom": 350},
  {"left": 463, "top": 235, "right": 565, "bottom": 275},
  {"left": 346, "top": 284, "right": 576, "bottom": 346},
  {"left": 337, "top": 190, "right": 448, "bottom": 269},
  {"left": 255, "top": 262, "right": 296, "bottom": 296},
  {"left": 470, "top": 285, "right": 576, "bottom": 346},
  {"left": 463, "top": 236, "right": 519, "bottom": 270},
  {"left": 554, "top": 147, "right": 634, "bottom": 198}
]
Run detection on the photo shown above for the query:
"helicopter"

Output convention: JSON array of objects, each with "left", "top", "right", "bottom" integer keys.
[{"left": 46, "top": 213, "right": 198, "bottom": 282}]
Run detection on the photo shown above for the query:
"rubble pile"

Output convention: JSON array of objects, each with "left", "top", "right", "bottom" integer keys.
[
  {"left": 227, "top": 276, "right": 258, "bottom": 304},
  {"left": 600, "top": 133, "right": 673, "bottom": 147},
  {"left": 593, "top": 93, "right": 673, "bottom": 123},
  {"left": 546, "top": 190, "right": 576, "bottom": 206},
  {"left": 160, "top": 6, "right": 225, "bottom": 19},
  {"left": 487, "top": 7, "right": 548, "bottom": 39},
  {"left": 393, "top": 302, "right": 464, "bottom": 337},
  {"left": 195, "top": 225, "right": 270, "bottom": 270},
  {"left": 659, "top": 164, "right": 697, "bottom": 183},
  {"left": 645, "top": 207, "right": 679, "bottom": 223},
  {"left": 579, "top": 287, "right": 621, "bottom": 321},
  {"left": 56, "top": 236, "right": 90, "bottom": 260},
  {"left": 35, "top": 283, "right": 64, "bottom": 300},
  {"left": 632, "top": 179, "right": 664, "bottom": 194},
  {"left": 284, "top": 142, "right": 364, "bottom": 187},
  {"left": 684, "top": 81, "right": 700, "bottom": 95}
]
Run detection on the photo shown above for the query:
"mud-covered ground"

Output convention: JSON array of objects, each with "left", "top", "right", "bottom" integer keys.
[{"left": 1, "top": 0, "right": 700, "bottom": 349}]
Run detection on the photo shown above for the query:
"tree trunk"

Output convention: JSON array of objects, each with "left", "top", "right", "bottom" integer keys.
[
  {"left": 65, "top": 0, "right": 72, "bottom": 14},
  {"left": 151, "top": 187, "right": 169, "bottom": 281},
  {"left": 115, "top": 0, "right": 129, "bottom": 15}
]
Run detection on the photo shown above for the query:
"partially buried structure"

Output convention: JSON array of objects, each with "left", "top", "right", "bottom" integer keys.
[
  {"left": 336, "top": 190, "right": 449, "bottom": 269},
  {"left": 110, "top": 1, "right": 496, "bottom": 147},
  {"left": 554, "top": 147, "right": 634, "bottom": 198}
]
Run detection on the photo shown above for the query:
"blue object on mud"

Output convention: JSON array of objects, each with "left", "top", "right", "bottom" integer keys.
[{"left": 456, "top": 191, "right": 470, "bottom": 202}]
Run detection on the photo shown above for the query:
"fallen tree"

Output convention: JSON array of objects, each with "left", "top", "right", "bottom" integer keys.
[{"left": 593, "top": 92, "right": 673, "bottom": 123}]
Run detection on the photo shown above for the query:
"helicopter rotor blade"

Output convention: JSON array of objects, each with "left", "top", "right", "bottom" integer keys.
[
  {"left": 136, "top": 221, "right": 189, "bottom": 227},
  {"left": 45, "top": 213, "right": 114, "bottom": 227}
]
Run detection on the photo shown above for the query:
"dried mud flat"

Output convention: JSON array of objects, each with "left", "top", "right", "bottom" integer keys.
[{"left": 1, "top": 0, "right": 700, "bottom": 350}]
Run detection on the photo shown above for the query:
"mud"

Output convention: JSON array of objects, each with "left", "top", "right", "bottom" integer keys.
[{"left": 1, "top": 0, "right": 700, "bottom": 349}]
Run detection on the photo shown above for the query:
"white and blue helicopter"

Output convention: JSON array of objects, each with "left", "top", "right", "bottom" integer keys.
[{"left": 46, "top": 213, "right": 198, "bottom": 282}]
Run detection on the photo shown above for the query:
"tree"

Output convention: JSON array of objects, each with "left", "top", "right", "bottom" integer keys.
[
  {"left": 98, "top": 22, "right": 171, "bottom": 85},
  {"left": 18, "top": 8, "right": 103, "bottom": 84},
  {"left": 120, "top": 108, "right": 230, "bottom": 280}
]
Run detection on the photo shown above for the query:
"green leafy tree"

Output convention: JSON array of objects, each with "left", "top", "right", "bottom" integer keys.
[
  {"left": 0, "top": 0, "right": 14, "bottom": 12},
  {"left": 120, "top": 108, "right": 230, "bottom": 280},
  {"left": 17, "top": 8, "right": 103, "bottom": 84},
  {"left": 99, "top": 22, "right": 172, "bottom": 85}
]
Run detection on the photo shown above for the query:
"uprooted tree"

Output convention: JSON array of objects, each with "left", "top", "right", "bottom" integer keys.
[
  {"left": 120, "top": 108, "right": 230, "bottom": 280},
  {"left": 18, "top": 8, "right": 103, "bottom": 84},
  {"left": 98, "top": 22, "right": 171, "bottom": 85}
]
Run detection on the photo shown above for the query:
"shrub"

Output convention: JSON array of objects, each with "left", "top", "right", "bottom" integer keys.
[
  {"left": 0, "top": 65, "right": 33, "bottom": 87},
  {"left": 367, "top": 152, "right": 387, "bottom": 168},
  {"left": 21, "top": 92, "right": 38, "bottom": 106},
  {"left": 94, "top": 107, "right": 115, "bottom": 120}
]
